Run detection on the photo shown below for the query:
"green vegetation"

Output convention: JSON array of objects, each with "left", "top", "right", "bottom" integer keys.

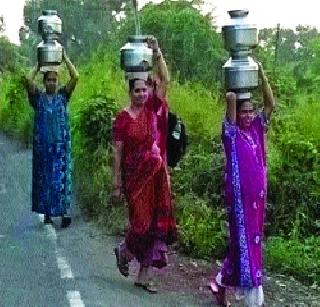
[
  {"left": 0, "top": 0, "right": 319, "bottom": 286},
  {"left": 266, "top": 236, "right": 320, "bottom": 285}
]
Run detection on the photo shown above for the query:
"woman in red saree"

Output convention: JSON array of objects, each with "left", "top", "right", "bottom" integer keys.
[{"left": 112, "top": 37, "right": 176, "bottom": 293}]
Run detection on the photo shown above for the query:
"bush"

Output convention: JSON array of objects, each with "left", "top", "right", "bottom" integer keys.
[
  {"left": 267, "top": 97, "right": 320, "bottom": 237},
  {"left": 266, "top": 236, "right": 320, "bottom": 286},
  {"left": 69, "top": 52, "right": 126, "bottom": 224},
  {"left": 75, "top": 94, "right": 118, "bottom": 152},
  {"left": 0, "top": 72, "right": 33, "bottom": 145},
  {"left": 168, "top": 81, "right": 223, "bottom": 147},
  {"left": 175, "top": 193, "right": 227, "bottom": 259},
  {"left": 171, "top": 141, "right": 224, "bottom": 204},
  {"left": 73, "top": 145, "right": 115, "bottom": 217},
  {"left": 269, "top": 67, "right": 297, "bottom": 105}
]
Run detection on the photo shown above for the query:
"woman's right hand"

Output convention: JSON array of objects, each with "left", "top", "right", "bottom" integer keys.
[
  {"left": 226, "top": 92, "right": 237, "bottom": 103},
  {"left": 225, "top": 92, "right": 237, "bottom": 123},
  {"left": 147, "top": 36, "right": 159, "bottom": 53},
  {"left": 151, "top": 142, "right": 161, "bottom": 156}
]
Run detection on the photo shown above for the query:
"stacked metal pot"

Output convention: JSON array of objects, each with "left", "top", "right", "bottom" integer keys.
[
  {"left": 120, "top": 35, "right": 153, "bottom": 80},
  {"left": 119, "top": 0, "right": 153, "bottom": 80},
  {"left": 222, "top": 10, "right": 259, "bottom": 101},
  {"left": 37, "top": 10, "right": 63, "bottom": 69}
]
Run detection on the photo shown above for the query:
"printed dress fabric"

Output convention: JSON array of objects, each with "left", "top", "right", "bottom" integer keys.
[
  {"left": 113, "top": 93, "right": 176, "bottom": 268},
  {"left": 28, "top": 87, "right": 72, "bottom": 217},
  {"left": 216, "top": 113, "right": 268, "bottom": 306}
]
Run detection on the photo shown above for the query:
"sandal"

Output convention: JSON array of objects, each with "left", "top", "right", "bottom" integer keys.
[
  {"left": 61, "top": 216, "right": 71, "bottom": 228},
  {"left": 134, "top": 281, "right": 158, "bottom": 294},
  {"left": 209, "top": 281, "right": 231, "bottom": 307},
  {"left": 44, "top": 215, "right": 53, "bottom": 224},
  {"left": 114, "top": 247, "right": 129, "bottom": 277}
]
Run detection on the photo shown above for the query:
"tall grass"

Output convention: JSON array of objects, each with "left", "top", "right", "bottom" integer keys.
[{"left": 168, "top": 81, "right": 223, "bottom": 143}]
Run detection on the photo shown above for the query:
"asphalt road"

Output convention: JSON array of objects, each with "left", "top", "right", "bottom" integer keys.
[{"left": 0, "top": 133, "right": 202, "bottom": 307}]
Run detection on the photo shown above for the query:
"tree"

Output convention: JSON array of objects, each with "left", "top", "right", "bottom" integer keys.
[
  {"left": 0, "top": 15, "right": 5, "bottom": 33},
  {"left": 22, "top": 0, "right": 131, "bottom": 63},
  {"left": 0, "top": 16, "right": 25, "bottom": 73},
  {"left": 295, "top": 25, "right": 318, "bottom": 60},
  {"left": 0, "top": 37, "right": 21, "bottom": 73}
]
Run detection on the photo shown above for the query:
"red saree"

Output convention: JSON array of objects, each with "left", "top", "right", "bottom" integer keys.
[{"left": 113, "top": 93, "right": 176, "bottom": 268}]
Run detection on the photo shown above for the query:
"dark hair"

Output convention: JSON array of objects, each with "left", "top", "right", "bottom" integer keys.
[
  {"left": 236, "top": 99, "right": 254, "bottom": 113},
  {"left": 128, "top": 78, "right": 146, "bottom": 92},
  {"left": 43, "top": 71, "right": 58, "bottom": 83}
]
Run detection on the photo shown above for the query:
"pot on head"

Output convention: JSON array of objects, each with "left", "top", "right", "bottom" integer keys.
[
  {"left": 38, "top": 10, "right": 62, "bottom": 41},
  {"left": 223, "top": 56, "right": 258, "bottom": 91},
  {"left": 222, "top": 9, "right": 258, "bottom": 57},
  {"left": 222, "top": 9, "right": 259, "bottom": 100},
  {"left": 120, "top": 35, "right": 153, "bottom": 74},
  {"left": 37, "top": 40, "right": 63, "bottom": 67}
]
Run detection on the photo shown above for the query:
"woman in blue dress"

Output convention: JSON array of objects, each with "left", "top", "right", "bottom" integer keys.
[{"left": 25, "top": 51, "right": 79, "bottom": 227}]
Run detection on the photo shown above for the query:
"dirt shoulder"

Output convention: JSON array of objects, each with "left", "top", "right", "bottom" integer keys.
[{"left": 152, "top": 246, "right": 320, "bottom": 306}]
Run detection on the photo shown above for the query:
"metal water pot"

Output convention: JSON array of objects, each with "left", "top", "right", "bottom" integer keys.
[
  {"left": 222, "top": 10, "right": 258, "bottom": 56},
  {"left": 223, "top": 57, "right": 258, "bottom": 100},
  {"left": 37, "top": 40, "right": 63, "bottom": 66},
  {"left": 222, "top": 9, "right": 259, "bottom": 99},
  {"left": 120, "top": 35, "right": 153, "bottom": 73},
  {"left": 38, "top": 10, "right": 62, "bottom": 40}
]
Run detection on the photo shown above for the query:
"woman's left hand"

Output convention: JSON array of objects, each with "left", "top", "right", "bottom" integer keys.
[
  {"left": 151, "top": 142, "right": 161, "bottom": 156},
  {"left": 257, "top": 61, "right": 266, "bottom": 80},
  {"left": 147, "top": 36, "right": 159, "bottom": 53}
]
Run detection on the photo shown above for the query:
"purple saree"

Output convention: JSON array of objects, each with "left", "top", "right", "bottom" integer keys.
[{"left": 216, "top": 113, "right": 268, "bottom": 305}]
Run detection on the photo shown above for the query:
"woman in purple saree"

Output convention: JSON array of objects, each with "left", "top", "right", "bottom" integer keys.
[{"left": 210, "top": 63, "right": 275, "bottom": 306}]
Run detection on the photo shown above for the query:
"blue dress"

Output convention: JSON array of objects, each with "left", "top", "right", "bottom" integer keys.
[{"left": 28, "top": 87, "right": 72, "bottom": 217}]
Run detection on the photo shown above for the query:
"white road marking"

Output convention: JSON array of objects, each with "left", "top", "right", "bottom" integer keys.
[
  {"left": 67, "top": 291, "right": 85, "bottom": 307},
  {"left": 56, "top": 252, "right": 74, "bottom": 279},
  {"left": 44, "top": 224, "right": 74, "bottom": 279},
  {"left": 38, "top": 216, "right": 73, "bottom": 278},
  {"left": 46, "top": 224, "right": 57, "bottom": 240},
  {"left": 38, "top": 214, "right": 85, "bottom": 305}
]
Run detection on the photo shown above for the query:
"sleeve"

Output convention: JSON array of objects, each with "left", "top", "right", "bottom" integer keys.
[
  {"left": 112, "top": 112, "right": 127, "bottom": 143},
  {"left": 222, "top": 117, "right": 237, "bottom": 140},
  {"left": 145, "top": 90, "right": 167, "bottom": 113},
  {"left": 221, "top": 119, "right": 235, "bottom": 166},
  {"left": 27, "top": 87, "right": 40, "bottom": 109},
  {"left": 252, "top": 112, "right": 268, "bottom": 158},
  {"left": 253, "top": 111, "right": 270, "bottom": 134},
  {"left": 59, "top": 86, "right": 71, "bottom": 103}
]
